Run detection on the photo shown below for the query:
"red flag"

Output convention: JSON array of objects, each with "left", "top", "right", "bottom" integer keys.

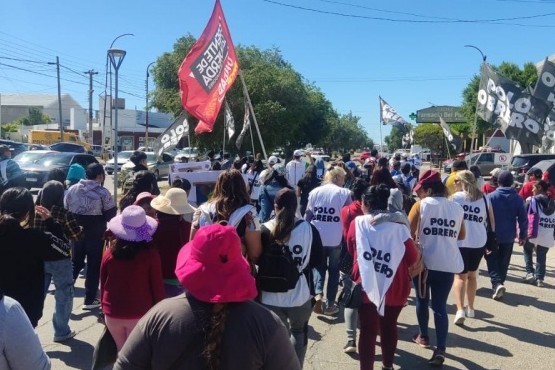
[{"left": 178, "top": 0, "right": 239, "bottom": 134}]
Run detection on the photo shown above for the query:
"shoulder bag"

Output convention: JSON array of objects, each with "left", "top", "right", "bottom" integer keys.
[
  {"left": 408, "top": 210, "right": 427, "bottom": 299},
  {"left": 483, "top": 195, "right": 499, "bottom": 254}
]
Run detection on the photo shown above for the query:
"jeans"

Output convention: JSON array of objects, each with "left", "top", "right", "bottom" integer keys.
[
  {"left": 313, "top": 246, "right": 341, "bottom": 304},
  {"left": 264, "top": 299, "right": 313, "bottom": 367},
  {"left": 413, "top": 270, "right": 454, "bottom": 351},
  {"left": 44, "top": 259, "right": 74, "bottom": 337},
  {"left": 523, "top": 241, "right": 549, "bottom": 280},
  {"left": 485, "top": 242, "right": 514, "bottom": 289},
  {"left": 72, "top": 238, "right": 103, "bottom": 304}
]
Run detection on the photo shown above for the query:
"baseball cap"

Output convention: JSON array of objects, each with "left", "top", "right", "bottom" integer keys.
[
  {"left": 268, "top": 155, "right": 278, "bottom": 165},
  {"left": 452, "top": 159, "right": 467, "bottom": 171},
  {"left": 490, "top": 168, "right": 501, "bottom": 177},
  {"left": 293, "top": 149, "right": 304, "bottom": 157},
  {"left": 497, "top": 170, "right": 514, "bottom": 187}
]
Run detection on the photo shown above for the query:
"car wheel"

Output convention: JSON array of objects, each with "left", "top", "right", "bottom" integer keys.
[{"left": 154, "top": 170, "right": 160, "bottom": 180}]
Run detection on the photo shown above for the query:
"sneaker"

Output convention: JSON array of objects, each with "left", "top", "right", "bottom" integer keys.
[
  {"left": 343, "top": 340, "right": 357, "bottom": 353},
  {"left": 454, "top": 309, "right": 465, "bottom": 325},
  {"left": 53, "top": 330, "right": 76, "bottom": 343},
  {"left": 492, "top": 284, "right": 505, "bottom": 300},
  {"left": 82, "top": 299, "right": 101, "bottom": 310},
  {"left": 428, "top": 349, "right": 446, "bottom": 366},
  {"left": 465, "top": 307, "right": 475, "bottom": 318},
  {"left": 313, "top": 296, "right": 324, "bottom": 314},
  {"left": 537, "top": 279, "right": 545, "bottom": 287},
  {"left": 412, "top": 333, "right": 430, "bottom": 348},
  {"left": 322, "top": 303, "right": 339, "bottom": 316},
  {"left": 523, "top": 273, "right": 536, "bottom": 284}
]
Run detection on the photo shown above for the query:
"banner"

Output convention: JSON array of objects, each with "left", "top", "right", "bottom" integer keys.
[
  {"left": 476, "top": 64, "right": 550, "bottom": 146},
  {"left": 439, "top": 117, "right": 462, "bottom": 151},
  {"left": 152, "top": 112, "right": 189, "bottom": 157},
  {"left": 178, "top": 0, "right": 239, "bottom": 134},
  {"left": 379, "top": 96, "right": 407, "bottom": 127},
  {"left": 224, "top": 99, "right": 235, "bottom": 139},
  {"left": 235, "top": 99, "right": 250, "bottom": 149},
  {"left": 533, "top": 58, "right": 555, "bottom": 148}
]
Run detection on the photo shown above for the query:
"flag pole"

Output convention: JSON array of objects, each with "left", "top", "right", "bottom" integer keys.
[
  {"left": 239, "top": 70, "right": 268, "bottom": 162},
  {"left": 222, "top": 116, "right": 226, "bottom": 154},
  {"left": 378, "top": 96, "right": 384, "bottom": 153},
  {"left": 248, "top": 115, "right": 256, "bottom": 157}
]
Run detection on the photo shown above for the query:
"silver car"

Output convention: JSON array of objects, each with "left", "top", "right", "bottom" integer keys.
[
  {"left": 104, "top": 151, "right": 134, "bottom": 175},
  {"left": 121, "top": 152, "right": 174, "bottom": 180}
]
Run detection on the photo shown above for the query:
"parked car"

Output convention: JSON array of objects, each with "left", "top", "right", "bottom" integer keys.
[
  {"left": 121, "top": 152, "right": 174, "bottom": 180},
  {"left": 174, "top": 147, "right": 199, "bottom": 162},
  {"left": 466, "top": 152, "right": 511, "bottom": 176},
  {"left": 13, "top": 150, "right": 57, "bottom": 166},
  {"left": 19, "top": 152, "right": 98, "bottom": 189},
  {"left": 49, "top": 142, "right": 89, "bottom": 154},
  {"left": 104, "top": 150, "right": 134, "bottom": 175},
  {"left": 509, "top": 153, "right": 555, "bottom": 185},
  {"left": 0, "top": 139, "right": 27, "bottom": 157},
  {"left": 90, "top": 145, "right": 103, "bottom": 157}
]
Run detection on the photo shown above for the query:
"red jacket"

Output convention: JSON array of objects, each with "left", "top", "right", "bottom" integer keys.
[
  {"left": 341, "top": 201, "right": 364, "bottom": 241},
  {"left": 346, "top": 219, "right": 418, "bottom": 307},
  {"left": 519, "top": 180, "right": 535, "bottom": 200},
  {"left": 100, "top": 247, "right": 165, "bottom": 318},
  {"left": 152, "top": 215, "right": 191, "bottom": 280},
  {"left": 482, "top": 182, "right": 497, "bottom": 195}
]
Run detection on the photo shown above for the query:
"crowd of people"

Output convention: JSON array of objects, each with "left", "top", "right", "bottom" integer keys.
[{"left": 0, "top": 146, "right": 552, "bottom": 370}]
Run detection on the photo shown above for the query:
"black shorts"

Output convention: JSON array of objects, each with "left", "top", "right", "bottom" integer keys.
[{"left": 459, "top": 247, "right": 485, "bottom": 273}]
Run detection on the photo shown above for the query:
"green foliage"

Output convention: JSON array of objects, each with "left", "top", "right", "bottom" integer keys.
[
  {"left": 150, "top": 36, "right": 371, "bottom": 155},
  {"left": 1, "top": 122, "right": 20, "bottom": 133},
  {"left": 384, "top": 125, "right": 406, "bottom": 151},
  {"left": 413, "top": 123, "right": 444, "bottom": 155},
  {"left": 12, "top": 107, "right": 52, "bottom": 126},
  {"left": 321, "top": 112, "right": 372, "bottom": 153}
]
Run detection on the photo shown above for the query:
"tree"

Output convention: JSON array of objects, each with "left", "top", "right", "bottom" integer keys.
[
  {"left": 413, "top": 123, "right": 445, "bottom": 157},
  {"left": 321, "top": 112, "right": 372, "bottom": 153},
  {"left": 13, "top": 107, "right": 52, "bottom": 126},
  {"left": 384, "top": 125, "right": 407, "bottom": 151},
  {"left": 461, "top": 62, "right": 538, "bottom": 141}
]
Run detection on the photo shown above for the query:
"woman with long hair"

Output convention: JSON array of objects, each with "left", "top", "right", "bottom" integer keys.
[
  {"left": 114, "top": 223, "right": 301, "bottom": 370},
  {"left": 101, "top": 205, "right": 165, "bottom": 351},
  {"left": 297, "top": 165, "right": 321, "bottom": 216},
  {"left": 259, "top": 189, "right": 323, "bottom": 366},
  {"left": 193, "top": 169, "right": 262, "bottom": 263},
  {"left": 346, "top": 184, "right": 419, "bottom": 370},
  {"left": 450, "top": 170, "right": 489, "bottom": 325},
  {"left": 408, "top": 170, "right": 465, "bottom": 366},
  {"left": 119, "top": 170, "right": 156, "bottom": 211},
  {"left": 0, "top": 187, "right": 71, "bottom": 328}
]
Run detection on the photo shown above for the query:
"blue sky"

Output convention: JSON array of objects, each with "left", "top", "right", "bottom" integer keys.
[{"left": 2, "top": 0, "right": 555, "bottom": 143}]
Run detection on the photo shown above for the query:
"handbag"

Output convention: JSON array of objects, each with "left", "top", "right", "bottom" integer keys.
[
  {"left": 408, "top": 211, "right": 427, "bottom": 299},
  {"left": 338, "top": 209, "right": 354, "bottom": 275},
  {"left": 338, "top": 275, "right": 362, "bottom": 309},
  {"left": 483, "top": 196, "right": 499, "bottom": 253}
]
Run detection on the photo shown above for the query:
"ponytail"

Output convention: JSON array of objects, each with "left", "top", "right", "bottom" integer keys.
[{"left": 203, "top": 304, "right": 229, "bottom": 370}]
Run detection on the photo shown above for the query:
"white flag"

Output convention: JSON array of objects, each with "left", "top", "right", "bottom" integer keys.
[
  {"left": 224, "top": 100, "right": 235, "bottom": 139},
  {"left": 236, "top": 99, "right": 250, "bottom": 149},
  {"left": 380, "top": 96, "right": 407, "bottom": 127}
]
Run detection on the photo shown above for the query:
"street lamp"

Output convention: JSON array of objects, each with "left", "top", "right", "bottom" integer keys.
[
  {"left": 145, "top": 62, "right": 155, "bottom": 147},
  {"left": 464, "top": 45, "right": 487, "bottom": 154},
  {"left": 108, "top": 48, "right": 126, "bottom": 201}
]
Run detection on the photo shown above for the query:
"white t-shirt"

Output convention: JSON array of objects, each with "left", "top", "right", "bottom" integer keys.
[
  {"left": 258, "top": 168, "right": 272, "bottom": 185},
  {"left": 247, "top": 170, "right": 262, "bottom": 201},
  {"left": 418, "top": 197, "right": 464, "bottom": 273},
  {"left": 285, "top": 159, "right": 305, "bottom": 188},
  {"left": 260, "top": 219, "right": 313, "bottom": 307},
  {"left": 529, "top": 199, "right": 555, "bottom": 248},
  {"left": 451, "top": 192, "right": 488, "bottom": 249},
  {"left": 306, "top": 183, "right": 351, "bottom": 247}
]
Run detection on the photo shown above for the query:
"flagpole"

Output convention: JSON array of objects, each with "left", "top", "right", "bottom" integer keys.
[
  {"left": 239, "top": 70, "right": 268, "bottom": 162},
  {"left": 378, "top": 96, "right": 384, "bottom": 153},
  {"left": 248, "top": 115, "right": 256, "bottom": 157},
  {"left": 222, "top": 117, "right": 226, "bottom": 154}
]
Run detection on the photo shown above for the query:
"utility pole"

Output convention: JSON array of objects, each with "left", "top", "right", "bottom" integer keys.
[
  {"left": 145, "top": 62, "right": 155, "bottom": 147},
  {"left": 48, "top": 57, "right": 64, "bottom": 142},
  {"left": 84, "top": 70, "right": 99, "bottom": 144}
]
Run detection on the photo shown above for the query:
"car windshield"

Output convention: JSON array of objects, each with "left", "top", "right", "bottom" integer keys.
[
  {"left": 14, "top": 151, "right": 48, "bottom": 164},
  {"left": 118, "top": 151, "right": 134, "bottom": 160},
  {"left": 511, "top": 156, "right": 529, "bottom": 167},
  {"left": 36, "top": 154, "right": 72, "bottom": 167}
]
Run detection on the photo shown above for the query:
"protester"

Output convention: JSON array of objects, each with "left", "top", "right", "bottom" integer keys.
[
  {"left": 486, "top": 170, "right": 527, "bottom": 299},
  {"left": 482, "top": 168, "right": 501, "bottom": 195},
  {"left": 259, "top": 189, "right": 323, "bottom": 366},
  {"left": 132, "top": 192, "right": 156, "bottom": 219},
  {"left": 247, "top": 159, "right": 264, "bottom": 209},
  {"left": 519, "top": 167, "right": 543, "bottom": 200},
  {"left": 524, "top": 180, "right": 555, "bottom": 287},
  {"left": 128, "top": 151, "right": 160, "bottom": 195},
  {"left": 445, "top": 160, "right": 468, "bottom": 195},
  {"left": 314, "top": 155, "right": 326, "bottom": 180},
  {"left": 114, "top": 223, "right": 301, "bottom": 370},
  {"left": 0, "top": 187, "right": 71, "bottom": 327},
  {"left": 259, "top": 164, "right": 292, "bottom": 223},
  {"left": 0, "top": 144, "right": 23, "bottom": 195},
  {"left": 33, "top": 180, "right": 82, "bottom": 342},
  {"left": 0, "top": 292, "right": 51, "bottom": 370},
  {"left": 347, "top": 184, "right": 418, "bottom": 370},
  {"left": 408, "top": 170, "right": 465, "bottom": 366},
  {"left": 340, "top": 178, "right": 370, "bottom": 353},
  {"left": 65, "top": 163, "right": 85, "bottom": 188},
  {"left": 119, "top": 170, "right": 157, "bottom": 211},
  {"left": 259, "top": 155, "right": 279, "bottom": 184},
  {"left": 286, "top": 150, "right": 306, "bottom": 190},
  {"left": 450, "top": 170, "right": 489, "bottom": 325},
  {"left": 305, "top": 166, "right": 352, "bottom": 316},
  {"left": 65, "top": 163, "right": 117, "bottom": 310},
  {"left": 469, "top": 165, "right": 485, "bottom": 190},
  {"left": 220, "top": 152, "right": 232, "bottom": 170},
  {"left": 297, "top": 165, "right": 321, "bottom": 217},
  {"left": 151, "top": 188, "right": 195, "bottom": 297},
  {"left": 101, "top": 205, "right": 165, "bottom": 351}
]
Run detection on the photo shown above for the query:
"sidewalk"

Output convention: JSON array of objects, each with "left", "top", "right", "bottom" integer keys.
[{"left": 38, "top": 246, "right": 555, "bottom": 369}]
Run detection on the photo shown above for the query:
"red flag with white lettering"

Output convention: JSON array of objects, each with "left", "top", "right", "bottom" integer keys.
[{"left": 178, "top": 0, "right": 239, "bottom": 134}]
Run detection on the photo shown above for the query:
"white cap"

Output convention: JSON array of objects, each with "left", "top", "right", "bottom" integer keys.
[
  {"left": 490, "top": 168, "right": 501, "bottom": 177},
  {"left": 294, "top": 149, "right": 304, "bottom": 157},
  {"left": 268, "top": 156, "right": 278, "bottom": 165}
]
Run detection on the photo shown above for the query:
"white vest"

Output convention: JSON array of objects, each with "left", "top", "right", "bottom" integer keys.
[
  {"left": 529, "top": 200, "right": 555, "bottom": 248},
  {"left": 356, "top": 215, "right": 408, "bottom": 316},
  {"left": 419, "top": 197, "right": 464, "bottom": 273},
  {"left": 260, "top": 219, "right": 313, "bottom": 307},
  {"left": 451, "top": 192, "right": 487, "bottom": 249},
  {"left": 198, "top": 203, "right": 256, "bottom": 228},
  {"left": 307, "top": 183, "right": 351, "bottom": 247}
]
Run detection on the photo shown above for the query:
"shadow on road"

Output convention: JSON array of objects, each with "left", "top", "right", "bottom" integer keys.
[{"left": 47, "top": 338, "right": 94, "bottom": 369}]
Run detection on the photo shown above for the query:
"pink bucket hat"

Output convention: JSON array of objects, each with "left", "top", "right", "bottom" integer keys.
[
  {"left": 175, "top": 223, "right": 257, "bottom": 303},
  {"left": 107, "top": 205, "right": 158, "bottom": 242},
  {"left": 133, "top": 191, "right": 155, "bottom": 206}
]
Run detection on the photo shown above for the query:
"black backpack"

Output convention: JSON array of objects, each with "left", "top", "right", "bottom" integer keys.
[
  {"left": 257, "top": 221, "right": 304, "bottom": 293},
  {"left": 394, "top": 177, "right": 416, "bottom": 214}
]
